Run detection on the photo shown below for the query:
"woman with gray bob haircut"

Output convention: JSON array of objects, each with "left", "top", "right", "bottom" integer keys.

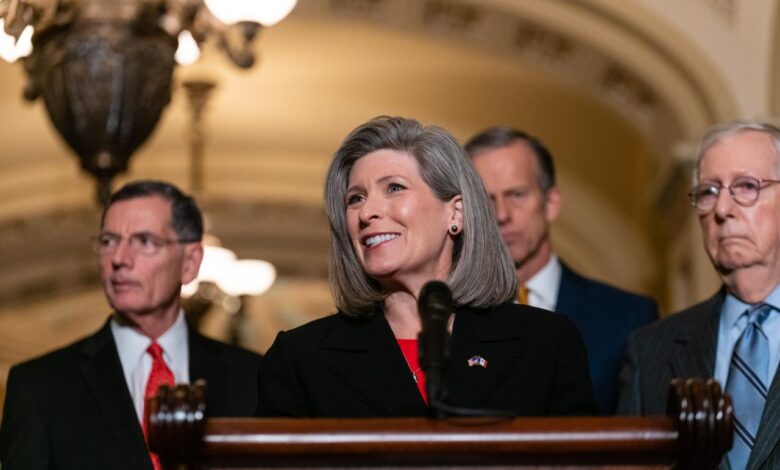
[
  {"left": 324, "top": 115, "right": 517, "bottom": 315},
  {"left": 258, "top": 116, "right": 596, "bottom": 418}
]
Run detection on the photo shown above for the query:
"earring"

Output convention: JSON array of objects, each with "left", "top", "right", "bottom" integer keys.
[{"left": 449, "top": 224, "right": 459, "bottom": 235}]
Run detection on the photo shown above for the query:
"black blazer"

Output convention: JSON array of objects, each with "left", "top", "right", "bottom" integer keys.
[
  {"left": 556, "top": 263, "right": 658, "bottom": 414},
  {"left": 617, "top": 290, "right": 780, "bottom": 470},
  {"left": 0, "top": 319, "right": 262, "bottom": 470},
  {"left": 258, "top": 303, "right": 596, "bottom": 417}
]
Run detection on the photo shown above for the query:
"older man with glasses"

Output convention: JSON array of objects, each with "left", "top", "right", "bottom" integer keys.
[
  {"left": 618, "top": 122, "right": 780, "bottom": 470},
  {"left": 0, "top": 180, "right": 262, "bottom": 470}
]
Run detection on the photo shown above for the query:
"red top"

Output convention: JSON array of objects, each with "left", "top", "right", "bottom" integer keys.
[{"left": 396, "top": 338, "right": 427, "bottom": 405}]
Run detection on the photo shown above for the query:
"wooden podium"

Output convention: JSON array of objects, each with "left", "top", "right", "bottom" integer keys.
[{"left": 148, "top": 378, "right": 732, "bottom": 469}]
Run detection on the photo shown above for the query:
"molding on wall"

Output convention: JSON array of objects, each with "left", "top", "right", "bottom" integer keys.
[
  {"left": 294, "top": 0, "right": 736, "bottom": 149},
  {"left": 0, "top": 199, "right": 329, "bottom": 307}
]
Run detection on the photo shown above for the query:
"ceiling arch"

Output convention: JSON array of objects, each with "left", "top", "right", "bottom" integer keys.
[
  {"left": 293, "top": 0, "right": 736, "bottom": 147},
  {"left": 2, "top": 0, "right": 771, "bottom": 404},
  {"left": 0, "top": 0, "right": 744, "bottom": 307}
]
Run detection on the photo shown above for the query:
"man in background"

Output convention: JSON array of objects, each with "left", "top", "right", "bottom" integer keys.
[
  {"left": 466, "top": 127, "right": 658, "bottom": 415},
  {"left": 0, "top": 180, "right": 262, "bottom": 470},
  {"left": 618, "top": 122, "right": 780, "bottom": 470}
]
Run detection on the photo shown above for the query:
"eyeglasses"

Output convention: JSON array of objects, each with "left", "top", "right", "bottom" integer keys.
[
  {"left": 688, "top": 176, "right": 780, "bottom": 213},
  {"left": 91, "top": 232, "right": 199, "bottom": 256}
]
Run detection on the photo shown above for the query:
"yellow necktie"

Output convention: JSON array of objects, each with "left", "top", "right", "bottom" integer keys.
[{"left": 517, "top": 285, "right": 529, "bottom": 305}]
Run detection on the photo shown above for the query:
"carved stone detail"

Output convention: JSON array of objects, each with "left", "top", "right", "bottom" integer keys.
[
  {"left": 296, "top": 0, "right": 680, "bottom": 150},
  {"left": 0, "top": 199, "right": 329, "bottom": 307},
  {"left": 701, "top": 0, "right": 737, "bottom": 25},
  {"left": 423, "top": 1, "right": 480, "bottom": 32}
]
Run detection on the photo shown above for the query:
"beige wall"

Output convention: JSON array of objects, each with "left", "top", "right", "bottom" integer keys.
[{"left": 0, "top": 0, "right": 776, "bottom": 392}]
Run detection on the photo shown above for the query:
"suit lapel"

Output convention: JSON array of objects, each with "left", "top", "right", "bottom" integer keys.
[
  {"left": 670, "top": 294, "right": 722, "bottom": 380},
  {"left": 669, "top": 292, "right": 731, "bottom": 470},
  {"left": 78, "top": 321, "right": 152, "bottom": 470},
  {"left": 319, "top": 313, "right": 426, "bottom": 416},
  {"left": 446, "top": 306, "right": 526, "bottom": 409},
  {"left": 555, "top": 263, "right": 586, "bottom": 320},
  {"left": 746, "top": 352, "right": 780, "bottom": 470},
  {"left": 188, "top": 327, "right": 229, "bottom": 414},
  {"left": 556, "top": 265, "right": 600, "bottom": 352}
]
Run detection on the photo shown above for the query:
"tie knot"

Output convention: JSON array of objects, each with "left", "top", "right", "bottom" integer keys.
[
  {"left": 517, "top": 285, "right": 530, "bottom": 305},
  {"left": 147, "top": 342, "right": 164, "bottom": 360},
  {"left": 748, "top": 303, "right": 773, "bottom": 326}
]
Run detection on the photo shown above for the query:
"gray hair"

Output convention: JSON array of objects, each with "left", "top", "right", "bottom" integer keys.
[
  {"left": 324, "top": 116, "right": 517, "bottom": 316},
  {"left": 694, "top": 121, "right": 780, "bottom": 183}
]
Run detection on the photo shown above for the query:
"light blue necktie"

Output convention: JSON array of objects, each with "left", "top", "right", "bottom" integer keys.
[{"left": 726, "top": 303, "right": 772, "bottom": 470}]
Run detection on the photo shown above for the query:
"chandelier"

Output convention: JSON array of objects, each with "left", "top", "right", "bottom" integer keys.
[{"left": 0, "top": 0, "right": 296, "bottom": 204}]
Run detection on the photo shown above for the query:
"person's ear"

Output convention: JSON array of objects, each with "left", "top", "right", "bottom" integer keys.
[
  {"left": 448, "top": 195, "right": 464, "bottom": 234},
  {"left": 181, "top": 243, "right": 204, "bottom": 285},
  {"left": 544, "top": 187, "right": 561, "bottom": 223}
]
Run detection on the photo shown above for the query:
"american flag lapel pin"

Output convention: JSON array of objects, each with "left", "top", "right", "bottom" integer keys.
[{"left": 467, "top": 355, "right": 488, "bottom": 368}]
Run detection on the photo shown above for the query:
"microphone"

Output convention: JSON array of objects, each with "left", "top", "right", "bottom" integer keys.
[
  {"left": 416, "top": 281, "right": 518, "bottom": 419},
  {"left": 417, "top": 280, "right": 453, "bottom": 415}
]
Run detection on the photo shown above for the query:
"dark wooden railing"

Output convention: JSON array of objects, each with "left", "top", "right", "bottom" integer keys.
[{"left": 148, "top": 378, "right": 731, "bottom": 469}]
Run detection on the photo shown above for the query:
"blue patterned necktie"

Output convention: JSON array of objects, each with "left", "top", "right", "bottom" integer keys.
[{"left": 726, "top": 303, "right": 772, "bottom": 470}]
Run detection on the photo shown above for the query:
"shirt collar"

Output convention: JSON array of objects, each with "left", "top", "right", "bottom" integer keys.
[
  {"left": 526, "top": 254, "right": 562, "bottom": 310},
  {"left": 157, "top": 310, "right": 189, "bottom": 369},
  {"left": 722, "top": 284, "right": 780, "bottom": 328},
  {"left": 111, "top": 309, "right": 188, "bottom": 373}
]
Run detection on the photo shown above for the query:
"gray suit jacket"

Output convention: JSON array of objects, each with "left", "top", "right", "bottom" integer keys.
[{"left": 617, "top": 290, "right": 780, "bottom": 470}]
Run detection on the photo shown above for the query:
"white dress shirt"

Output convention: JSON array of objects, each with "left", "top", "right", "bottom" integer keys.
[
  {"left": 110, "top": 310, "right": 190, "bottom": 422},
  {"left": 524, "top": 254, "right": 563, "bottom": 312}
]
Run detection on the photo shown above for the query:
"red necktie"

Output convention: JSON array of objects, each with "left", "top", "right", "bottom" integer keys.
[{"left": 143, "top": 342, "right": 174, "bottom": 470}]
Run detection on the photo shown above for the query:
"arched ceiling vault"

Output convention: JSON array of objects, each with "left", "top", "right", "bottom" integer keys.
[
  {"left": 299, "top": 0, "right": 735, "bottom": 143},
  {"left": 3, "top": 0, "right": 774, "bottom": 406},
  {"left": 0, "top": 0, "right": 746, "bottom": 310}
]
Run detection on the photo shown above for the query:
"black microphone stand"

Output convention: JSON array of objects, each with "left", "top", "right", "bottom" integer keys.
[{"left": 418, "top": 281, "right": 516, "bottom": 419}]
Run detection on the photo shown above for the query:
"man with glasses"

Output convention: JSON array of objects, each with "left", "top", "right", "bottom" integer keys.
[
  {"left": 618, "top": 122, "right": 780, "bottom": 470},
  {"left": 0, "top": 180, "right": 262, "bottom": 470}
]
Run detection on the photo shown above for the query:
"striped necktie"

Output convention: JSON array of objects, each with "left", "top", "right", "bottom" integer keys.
[{"left": 726, "top": 303, "right": 772, "bottom": 470}]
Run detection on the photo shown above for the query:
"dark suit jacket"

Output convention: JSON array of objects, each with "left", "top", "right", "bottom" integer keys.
[
  {"left": 617, "top": 290, "right": 780, "bottom": 470},
  {"left": 0, "top": 318, "right": 263, "bottom": 470},
  {"left": 556, "top": 263, "right": 658, "bottom": 414},
  {"left": 258, "top": 303, "right": 597, "bottom": 417}
]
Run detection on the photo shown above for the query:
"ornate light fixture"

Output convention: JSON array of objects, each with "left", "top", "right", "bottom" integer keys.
[{"left": 0, "top": 0, "right": 296, "bottom": 204}]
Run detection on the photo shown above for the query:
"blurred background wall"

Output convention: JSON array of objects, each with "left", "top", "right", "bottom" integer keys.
[{"left": 1, "top": 0, "right": 778, "bottom": 409}]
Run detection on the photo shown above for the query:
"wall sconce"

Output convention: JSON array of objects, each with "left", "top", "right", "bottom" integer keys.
[
  {"left": 181, "top": 243, "right": 277, "bottom": 346},
  {"left": 0, "top": 0, "right": 297, "bottom": 204},
  {"left": 182, "top": 245, "right": 276, "bottom": 299}
]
